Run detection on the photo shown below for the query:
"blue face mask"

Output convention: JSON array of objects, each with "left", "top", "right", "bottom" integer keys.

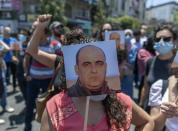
[
  {"left": 153, "top": 41, "right": 173, "bottom": 55},
  {"left": 18, "top": 34, "right": 27, "bottom": 43},
  {"left": 125, "top": 35, "right": 131, "bottom": 42}
]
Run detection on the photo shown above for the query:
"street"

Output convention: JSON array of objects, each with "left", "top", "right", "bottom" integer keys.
[{"left": 0, "top": 84, "right": 40, "bottom": 131}]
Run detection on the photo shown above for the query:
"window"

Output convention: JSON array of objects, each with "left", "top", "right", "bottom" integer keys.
[
  {"left": 65, "top": 4, "right": 72, "bottom": 18},
  {"left": 76, "top": 8, "right": 90, "bottom": 18},
  {"left": 121, "top": 0, "right": 125, "bottom": 11}
]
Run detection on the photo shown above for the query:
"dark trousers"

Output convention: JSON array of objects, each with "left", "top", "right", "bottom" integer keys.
[
  {"left": 17, "top": 76, "right": 26, "bottom": 101},
  {"left": 6, "top": 62, "right": 17, "bottom": 88},
  {"left": 24, "top": 78, "right": 51, "bottom": 131},
  {"left": 0, "top": 69, "right": 4, "bottom": 98}
]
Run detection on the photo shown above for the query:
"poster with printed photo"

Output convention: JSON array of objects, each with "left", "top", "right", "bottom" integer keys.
[
  {"left": 62, "top": 40, "right": 121, "bottom": 97},
  {"left": 105, "top": 31, "right": 125, "bottom": 50}
]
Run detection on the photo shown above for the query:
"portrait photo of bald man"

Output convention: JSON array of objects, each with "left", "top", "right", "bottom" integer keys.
[
  {"left": 63, "top": 41, "right": 121, "bottom": 97},
  {"left": 105, "top": 31, "right": 125, "bottom": 50}
]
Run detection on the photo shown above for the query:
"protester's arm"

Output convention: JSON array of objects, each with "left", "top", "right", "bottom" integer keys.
[
  {"left": 0, "top": 40, "right": 10, "bottom": 51},
  {"left": 40, "top": 108, "right": 54, "bottom": 131},
  {"left": 150, "top": 105, "right": 166, "bottom": 131},
  {"left": 131, "top": 100, "right": 154, "bottom": 131},
  {"left": 139, "top": 76, "right": 149, "bottom": 106},
  {"left": 168, "top": 75, "right": 178, "bottom": 103},
  {"left": 27, "top": 14, "right": 57, "bottom": 69},
  {"left": 151, "top": 102, "right": 178, "bottom": 131},
  {"left": 23, "top": 53, "right": 32, "bottom": 81}
]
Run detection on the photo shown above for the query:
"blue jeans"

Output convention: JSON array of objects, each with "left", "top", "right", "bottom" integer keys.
[
  {"left": 0, "top": 68, "right": 7, "bottom": 109},
  {"left": 24, "top": 78, "right": 51, "bottom": 131}
]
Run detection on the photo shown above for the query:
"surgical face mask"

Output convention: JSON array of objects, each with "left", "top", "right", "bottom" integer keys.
[
  {"left": 90, "top": 94, "right": 107, "bottom": 101},
  {"left": 18, "top": 34, "right": 27, "bottom": 43},
  {"left": 125, "top": 35, "right": 131, "bottom": 42},
  {"left": 153, "top": 41, "right": 173, "bottom": 55}
]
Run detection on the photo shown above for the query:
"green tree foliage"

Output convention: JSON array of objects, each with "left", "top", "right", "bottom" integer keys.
[
  {"left": 40, "top": 0, "right": 67, "bottom": 25},
  {"left": 107, "top": 15, "right": 141, "bottom": 30},
  {"left": 173, "top": 12, "right": 178, "bottom": 24},
  {"left": 93, "top": 0, "right": 107, "bottom": 25}
]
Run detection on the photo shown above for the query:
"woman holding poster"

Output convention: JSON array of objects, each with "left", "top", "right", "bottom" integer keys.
[{"left": 27, "top": 14, "right": 154, "bottom": 131}]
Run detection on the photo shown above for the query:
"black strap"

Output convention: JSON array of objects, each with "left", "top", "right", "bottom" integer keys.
[
  {"left": 47, "top": 58, "right": 63, "bottom": 91},
  {"left": 162, "top": 80, "right": 168, "bottom": 97}
]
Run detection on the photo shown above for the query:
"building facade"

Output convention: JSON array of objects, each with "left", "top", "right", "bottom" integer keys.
[
  {"left": 146, "top": 0, "right": 178, "bottom": 23},
  {"left": 0, "top": 0, "right": 146, "bottom": 34},
  {"left": 0, "top": 0, "right": 95, "bottom": 34},
  {"left": 0, "top": 0, "right": 22, "bottom": 33},
  {"left": 110, "top": 0, "right": 146, "bottom": 22},
  {"left": 64, "top": 0, "right": 96, "bottom": 34}
]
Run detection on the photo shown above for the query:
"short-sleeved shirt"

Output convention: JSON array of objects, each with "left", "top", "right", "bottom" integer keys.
[
  {"left": 149, "top": 83, "right": 178, "bottom": 131},
  {"left": 28, "top": 41, "right": 59, "bottom": 80},
  {"left": 1, "top": 37, "right": 17, "bottom": 62},
  {"left": 145, "top": 56, "right": 172, "bottom": 87},
  {"left": 148, "top": 79, "right": 163, "bottom": 106},
  {"left": 46, "top": 91, "right": 132, "bottom": 131}
]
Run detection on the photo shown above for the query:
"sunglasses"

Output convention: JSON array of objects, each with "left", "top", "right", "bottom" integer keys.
[
  {"left": 154, "top": 36, "right": 172, "bottom": 42},
  {"left": 55, "top": 25, "right": 64, "bottom": 30}
]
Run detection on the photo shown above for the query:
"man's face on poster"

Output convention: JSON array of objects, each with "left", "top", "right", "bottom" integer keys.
[
  {"left": 109, "top": 32, "right": 120, "bottom": 50},
  {"left": 75, "top": 46, "right": 107, "bottom": 90}
]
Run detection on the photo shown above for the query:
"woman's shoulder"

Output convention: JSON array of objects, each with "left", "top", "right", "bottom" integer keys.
[
  {"left": 116, "top": 93, "right": 133, "bottom": 129},
  {"left": 46, "top": 91, "right": 72, "bottom": 111},
  {"left": 46, "top": 91, "right": 78, "bottom": 130},
  {"left": 116, "top": 93, "right": 132, "bottom": 108}
]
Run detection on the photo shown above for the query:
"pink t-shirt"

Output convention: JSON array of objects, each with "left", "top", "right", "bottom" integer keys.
[
  {"left": 46, "top": 91, "right": 132, "bottom": 131},
  {"left": 137, "top": 49, "right": 153, "bottom": 76}
]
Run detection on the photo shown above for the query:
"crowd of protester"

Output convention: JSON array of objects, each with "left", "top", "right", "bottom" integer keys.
[{"left": 0, "top": 14, "right": 178, "bottom": 131}]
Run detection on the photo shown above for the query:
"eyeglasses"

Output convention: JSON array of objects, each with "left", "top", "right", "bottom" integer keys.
[{"left": 154, "top": 36, "right": 172, "bottom": 42}]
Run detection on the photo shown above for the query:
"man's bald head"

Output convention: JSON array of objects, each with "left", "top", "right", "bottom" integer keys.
[
  {"left": 109, "top": 32, "right": 120, "bottom": 39},
  {"left": 109, "top": 32, "right": 121, "bottom": 50},
  {"left": 102, "top": 23, "right": 112, "bottom": 31},
  {"left": 3, "top": 27, "right": 11, "bottom": 39},
  {"left": 74, "top": 45, "right": 107, "bottom": 90},
  {"left": 76, "top": 45, "right": 106, "bottom": 65}
]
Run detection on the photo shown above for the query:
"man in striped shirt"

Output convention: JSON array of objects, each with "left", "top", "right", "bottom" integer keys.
[{"left": 24, "top": 21, "right": 61, "bottom": 131}]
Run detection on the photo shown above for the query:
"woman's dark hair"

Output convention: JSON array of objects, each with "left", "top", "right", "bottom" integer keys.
[
  {"left": 133, "top": 29, "right": 141, "bottom": 36},
  {"left": 58, "top": 28, "right": 128, "bottom": 130},
  {"left": 154, "top": 23, "right": 177, "bottom": 40},
  {"left": 98, "top": 22, "right": 112, "bottom": 41},
  {"left": 117, "top": 49, "right": 128, "bottom": 64},
  {"left": 103, "top": 94, "right": 128, "bottom": 130},
  {"left": 143, "top": 35, "right": 156, "bottom": 56},
  {"left": 65, "top": 29, "right": 91, "bottom": 45}
]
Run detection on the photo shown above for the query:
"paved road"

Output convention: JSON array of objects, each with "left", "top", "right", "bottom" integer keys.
[
  {"left": 0, "top": 83, "right": 138, "bottom": 131},
  {"left": 0, "top": 84, "right": 40, "bottom": 131}
]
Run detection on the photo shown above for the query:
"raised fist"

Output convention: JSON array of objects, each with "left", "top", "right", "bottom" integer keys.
[{"left": 37, "top": 14, "right": 52, "bottom": 30}]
